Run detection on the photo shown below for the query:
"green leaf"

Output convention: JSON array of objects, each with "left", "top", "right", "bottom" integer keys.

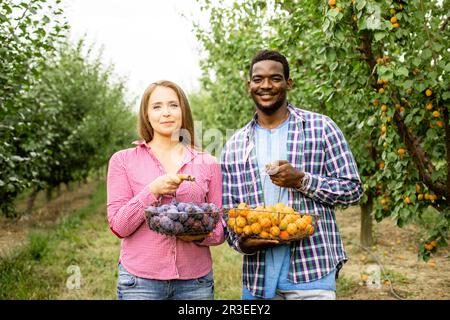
[
  {"left": 323, "top": 18, "right": 331, "bottom": 32},
  {"left": 334, "top": 30, "right": 345, "bottom": 42},
  {"left": 402, "top": 80, "right": 413, "bottom": 89},
  {"left": 426, "top": 129, "right": 437, "bottom": 140},
  {"left": 330, "top": 62, "right": 338, "bottom": 71},
  {"left": 374, "top": 32, "right": 386, "bottom": 42},
  {"left": 442, "top": 92, "right": 450, "bottom": 100},
  {"left": 367, "top": 116, "right": 376, "bottom": 126},
  {"left": 395, "top": 67, "right": 408, "bottom": 77},
  {"left": 422, "top": 48, "right": 432, "bottom": 60},
  {"left": 432, "top": 43, "right": 443, "bottom": 52},
  {"left": 378, "top": 65, "right": 393, "bottom": 80},
  {"left": 326, "top": 49, "right": 336, "bottom": 61},
  {"left": 356, "top": 0, "right": 367, "bottom": 11},
  {"left": 365, "top": 3, "right": 382, "bottom": 30},
  {"left": 412, "top": 58, "right": 421, "bottom": 67},
  {"left": 414, "top": 82, "right": 428, "bottom": 92},
  {"left": 431, "top": 170, "right": 442, "bottom": 182},
  {"left": 404, "top": 113, "right": 413, "bottom": 125}
]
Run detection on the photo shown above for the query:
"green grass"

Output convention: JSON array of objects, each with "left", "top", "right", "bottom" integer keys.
[
  {"left": 382, "top": 268, "right": 409, "bottom": 285},
  {"left": 0, "top": 181, "right": 118, "bottom": 299},
  {"left": 211, "top": 243, "right": 242, "bottom": 299},
  {"left": 0, "top": 180, "right": 244, "bottom": 300},
  {"left": 213, "top": 245, "right": 363, "bottom": 300},
  {"left": 5, "top": 183, "right": 365, "bottom": 300},
  {"left": 336, "top": 275, "right": 359, "bottom": 299}
]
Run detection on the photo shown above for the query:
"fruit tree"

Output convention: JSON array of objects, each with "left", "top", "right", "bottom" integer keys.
[{"left": 193, "top": 0, "right": 449, "bottom": 260}]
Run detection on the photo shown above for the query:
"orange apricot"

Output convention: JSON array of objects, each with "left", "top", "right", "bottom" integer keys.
[
  {"left": 270, "top": 226, "right": 280, "bottom": 237},
  {"left": 286, "top": 223, "right": 298, "bottom": 235}
]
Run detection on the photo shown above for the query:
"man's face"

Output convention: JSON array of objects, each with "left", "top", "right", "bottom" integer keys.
[{"left": 248, "top": 60, "right": 292, "bottom": 115}]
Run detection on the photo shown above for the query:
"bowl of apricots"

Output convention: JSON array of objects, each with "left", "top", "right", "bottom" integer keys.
[{"left": 224, "top": 202, "right": 319, "bottom": 242}]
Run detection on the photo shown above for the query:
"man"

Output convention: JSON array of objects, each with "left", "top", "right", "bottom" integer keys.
[{"left": 221, "top": 50, "right": 363, "bottom": 300}]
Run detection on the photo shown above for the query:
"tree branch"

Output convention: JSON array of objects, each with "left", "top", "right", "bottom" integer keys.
[
  {"left": 419, "top": 0, "right": 438, "bottom": 67},
  {"left": 440, "top": 15, "right": 450, "bottom": 31},
  {"left": 444, "top": 106, "right": 450, "bottom": 196},
  {"left": 13, "top": 0, "right": 37, "bottom": 33},
  {"left": 358, "top": 32, "right": 376, "bottom": 72},
  {"left": 357, "top": 27, "right": 449, "bottom": 204},
  {"left": 391, "top": 106, "right": 449, "bottom": 202}
]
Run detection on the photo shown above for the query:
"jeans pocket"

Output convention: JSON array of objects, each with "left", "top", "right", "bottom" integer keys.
[
  {"left": 195, "top": 270, "right": 214, "bottom": 286},
  {"left": 118, "top": 264, "right": 137, "bottom": 288}
]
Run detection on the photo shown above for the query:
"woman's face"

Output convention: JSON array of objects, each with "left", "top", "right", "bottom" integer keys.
[{"left": 147, "top": 86, "right": 183, "bottom": 139}]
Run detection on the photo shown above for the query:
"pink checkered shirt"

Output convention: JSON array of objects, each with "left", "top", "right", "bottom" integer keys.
[{"left": 107, "top": 140, "right": 224, "bottom": 280}]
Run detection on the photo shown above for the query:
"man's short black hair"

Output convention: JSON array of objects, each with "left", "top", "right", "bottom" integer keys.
[{"left": 249, "top": 49, "right": 290, "bottom": 80}]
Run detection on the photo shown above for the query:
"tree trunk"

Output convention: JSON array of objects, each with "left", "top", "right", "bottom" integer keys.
[
  {"left": 26, "top": 189, "right": 39, "bottom": 214},
  {"left": 360, "top": 191, "right": 374, "bottom": 247}
]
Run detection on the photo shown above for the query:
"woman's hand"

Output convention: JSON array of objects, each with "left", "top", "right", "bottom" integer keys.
[{"left": 149, "top": 174, "right": 182, "bottom": 198}]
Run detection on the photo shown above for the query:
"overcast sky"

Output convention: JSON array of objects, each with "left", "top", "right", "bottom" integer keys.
[{"left": 64, "top": 0, "right": 208, "bottom": 111}]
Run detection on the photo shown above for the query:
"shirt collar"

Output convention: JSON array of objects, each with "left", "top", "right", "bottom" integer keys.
[
  {"left": 287, "top": 103, "right": 305, "bottom": 123},
  {"left": 132, "top": 140, "right": 203, "bottom": 159}
]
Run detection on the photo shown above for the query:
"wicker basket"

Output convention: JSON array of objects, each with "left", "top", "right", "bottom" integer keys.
[
  {"left": 223, "top": 207, "right": 319, "bottom": 243},
  {"left": 145, "top": 201, "right": 220, "bottom": 236}
]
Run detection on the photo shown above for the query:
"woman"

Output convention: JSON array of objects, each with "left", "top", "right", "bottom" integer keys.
[{"left": 107, "top": 80, "right": 224, "bottom": 300}]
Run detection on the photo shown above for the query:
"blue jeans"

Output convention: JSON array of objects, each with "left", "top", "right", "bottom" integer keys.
[
  {"left": 117, "top": 263, "right": 214, "bottom": 300},
  {"left": 242, "top": 287, "right": 336, "bottom": 300}
]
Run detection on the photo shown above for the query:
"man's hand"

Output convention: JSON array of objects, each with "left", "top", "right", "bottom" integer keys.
[
  {"left": 268, "top": 160, "right": 305, "bottom": 189},
  {"left": 239, "top": 237, "right": 280, "bottom": 254}
]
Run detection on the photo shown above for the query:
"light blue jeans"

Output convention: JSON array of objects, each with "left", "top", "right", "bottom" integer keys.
[
  {"left": 242, "top": 287, "right": 336, "bottom": 300},
  {"left": 117, "top": 263, "right": 214, "bottom": 300}
]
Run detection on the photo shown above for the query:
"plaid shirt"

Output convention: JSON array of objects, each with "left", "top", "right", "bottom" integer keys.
[{"left": 221, "top": 104, "right": 363, "bottom": 298}]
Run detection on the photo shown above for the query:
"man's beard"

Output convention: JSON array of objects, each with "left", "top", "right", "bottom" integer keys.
[{"left": 252, "top": 92, "right": 287, "bottom": 116}]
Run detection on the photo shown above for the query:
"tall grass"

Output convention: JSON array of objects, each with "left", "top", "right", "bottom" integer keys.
[
  {"left": 211, "top": 244, "right": 242, "bottom": 299},
  {"left": 0, "top": 182, "right": 357, "bottom": 300},
  {"left": 0, "top": 181, "right": 110, "bottom": 299}
]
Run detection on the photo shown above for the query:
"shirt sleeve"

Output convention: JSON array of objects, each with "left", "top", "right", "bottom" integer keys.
[
  {"left": 299, "top": 117, "right": 364, "bottom": 207},
  {"left": 106, "top": 151, "right": 159, "bottom": 238},
  {"left": 195, "top": 157, "right": 225, "bottom": 247}
]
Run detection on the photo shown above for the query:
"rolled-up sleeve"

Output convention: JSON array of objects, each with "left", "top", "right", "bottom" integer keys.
[{"left": 299, "top": 118, "right": 363, "bottom": 206}]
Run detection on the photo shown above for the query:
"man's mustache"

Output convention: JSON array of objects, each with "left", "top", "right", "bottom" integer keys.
[{"left": 257, "top": 91, "right": 277, "bottom": 95}]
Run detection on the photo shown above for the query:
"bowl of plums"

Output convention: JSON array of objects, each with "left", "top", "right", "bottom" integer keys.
[{"left": 144, "top": 174, "right": 220, "bottom": 238}]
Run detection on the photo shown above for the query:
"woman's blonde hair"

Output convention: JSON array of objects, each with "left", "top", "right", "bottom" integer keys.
[{"left": 138, "top": 80, "right": 197, "bottom": 148}]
